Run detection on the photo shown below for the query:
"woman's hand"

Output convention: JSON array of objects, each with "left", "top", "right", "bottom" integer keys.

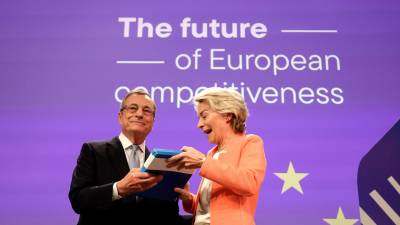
[
  {"left": 174, "top": 183, "right": 193, "bottom": 209},
  {"left": 167, "top": 146, "right": 206, "bottom": 170}
]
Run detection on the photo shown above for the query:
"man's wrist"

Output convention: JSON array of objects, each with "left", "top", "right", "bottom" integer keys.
[{"left": 112, "top": 182, "right": 123, "bottom": 200}]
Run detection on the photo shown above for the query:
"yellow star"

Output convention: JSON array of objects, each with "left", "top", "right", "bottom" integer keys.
[
  {"left": 323, "top": 207, "right": 358, "bottom": 225},
  {"left": 274, "top": 161, "right": 309, "bottom": 194}
]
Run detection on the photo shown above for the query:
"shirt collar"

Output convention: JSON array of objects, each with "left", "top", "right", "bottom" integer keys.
[{"left": 119, "top": 133, "right": 145, "bottom": 152}]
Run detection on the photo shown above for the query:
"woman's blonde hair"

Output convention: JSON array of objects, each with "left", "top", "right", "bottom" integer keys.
[{"left": 194, "top": 87, "right": 248, "bottom": 133}]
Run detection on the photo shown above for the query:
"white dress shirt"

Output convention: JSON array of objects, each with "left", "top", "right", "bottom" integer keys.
[{"left": 112, "top": 133, "right": 146, "bottom": 200}]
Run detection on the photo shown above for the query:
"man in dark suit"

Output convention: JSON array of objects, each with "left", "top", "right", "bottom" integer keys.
[{"left": 69, "top": 88, "right": 186, "bottom": 225}]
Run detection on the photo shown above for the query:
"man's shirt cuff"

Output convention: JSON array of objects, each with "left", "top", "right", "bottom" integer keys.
[{"left": 112, "top": 182, "right": 122, "bottom": 201}]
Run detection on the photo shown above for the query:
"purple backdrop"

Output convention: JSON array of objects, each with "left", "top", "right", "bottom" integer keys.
[{"left": 0, "top": 0, "right": 399, "bottom": 224}]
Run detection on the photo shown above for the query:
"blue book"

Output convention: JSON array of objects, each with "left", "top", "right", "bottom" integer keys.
[{"left": 138, "top": 149, "right": 194, "bottom": 201}]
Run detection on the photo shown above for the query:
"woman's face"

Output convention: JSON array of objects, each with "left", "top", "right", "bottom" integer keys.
[{"left": 196, "top": 102, "right": 231, "bottom": 145}]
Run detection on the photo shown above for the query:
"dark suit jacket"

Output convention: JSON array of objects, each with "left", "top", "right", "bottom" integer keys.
[{"left": 69, "top": 137, "right": 184, "bottom": 225}]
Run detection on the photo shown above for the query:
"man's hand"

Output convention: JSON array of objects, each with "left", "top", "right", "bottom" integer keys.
[{"left": 116, "top": 168, "right": 163, "bottom": 197}]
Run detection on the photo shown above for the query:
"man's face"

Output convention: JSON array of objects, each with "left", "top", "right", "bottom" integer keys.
[{"left": 118, "top": 94, "right": 155, "bottom": 138}]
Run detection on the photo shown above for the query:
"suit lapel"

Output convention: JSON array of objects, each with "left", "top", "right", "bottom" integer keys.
[
  {"left": 144, "top": 146, "right": 151, "bottom": 160},
  {"left": 108, "top": 138, "right": 152, "bottom": 176},
  {"left": 107, "top": 137, "right": 130, "bottom": 178}
]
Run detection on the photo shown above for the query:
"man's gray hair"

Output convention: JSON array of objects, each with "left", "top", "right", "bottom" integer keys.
[{"left": 120, "top": 88, "right": 156, "bottom": 116}]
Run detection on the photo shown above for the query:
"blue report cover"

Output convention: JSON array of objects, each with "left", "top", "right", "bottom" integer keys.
[{"left": 138, "top": 149, "right": 194, "bottom": 201}]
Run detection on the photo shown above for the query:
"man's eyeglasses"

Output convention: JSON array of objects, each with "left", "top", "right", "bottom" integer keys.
[{"left": 121, "top": 104, "right": 154, "bottom": 116}]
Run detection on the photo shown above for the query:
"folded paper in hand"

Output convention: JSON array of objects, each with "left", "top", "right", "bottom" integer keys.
[{"left": 138, "top": 149, "right": 194, "bottom": 201}]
